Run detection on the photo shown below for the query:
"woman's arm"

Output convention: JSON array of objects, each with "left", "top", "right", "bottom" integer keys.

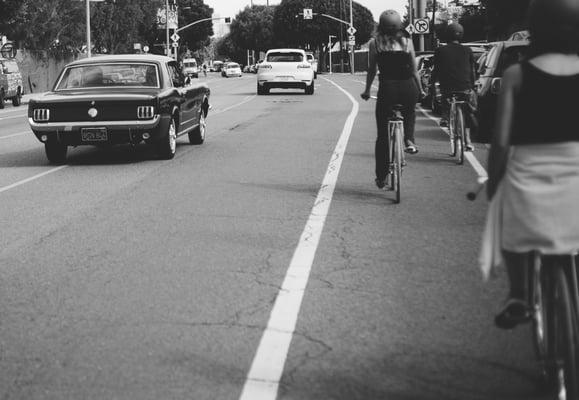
[
  {"left": 486, "top": 64, "right": 522, "bottom": 200},
  {"left": 361, "top": 39, "right": 377, "bottom": 100},
  {"left": 407, "top": 39, "right": 424, "bottom": 96}
]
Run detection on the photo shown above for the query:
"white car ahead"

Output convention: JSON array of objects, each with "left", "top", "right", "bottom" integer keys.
[
  {"left": 257, "top": 48, "right": 314, "bottom": 95},
  {"left": 224, "top": 62, "right": 242, "bottom": 77},
  {"left": 306, "top": 52, "right": 318, "bottom": 79}
]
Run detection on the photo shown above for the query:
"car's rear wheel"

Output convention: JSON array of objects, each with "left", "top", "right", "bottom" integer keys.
[
  {"left": 189, "top": 110, "right": 206, "bottom": 145},
  {"left": 257, "top": 84, "right": 268, "bottom": 95},
  {"left": 12, "top": 89, "right": 21, "bottom": 106},
  {"left": 157, "top": 116, "right": 177, "bottom": 159},
  {"left": 305, "top": 81, "right": 314, "bottom": 95},
  {"left": 0, "top": 89, "right": 5, "bottom": 109},
  {"left": 45, "top": 141, "right": 67, "bottom": 164}
]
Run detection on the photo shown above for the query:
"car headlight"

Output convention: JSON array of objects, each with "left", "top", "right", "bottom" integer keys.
[
  {"left": 137, "top": 106, "right": 155, "bottom": 119},
  {"left": 33, "top": 109, "right": 50, "bottom": 122}
]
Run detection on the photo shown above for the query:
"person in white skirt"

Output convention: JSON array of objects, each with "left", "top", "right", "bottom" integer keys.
[{"left": 483, "top": 0, "right": 579, "bottom": 329}]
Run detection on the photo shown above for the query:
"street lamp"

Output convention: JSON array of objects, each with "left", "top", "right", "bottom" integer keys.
[{"left": 328, "top": 35, "right": 337, "bottom": 74}]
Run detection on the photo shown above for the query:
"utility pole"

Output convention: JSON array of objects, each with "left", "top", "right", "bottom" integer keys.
[
  {"left": 349, "top": 0, "right": 354, "bottom": 74},
  {"left": 165, "top": 0, "right": 170, "bottom": 56},
  {"left": 86, "top": 0, "right": 91, "bottom": 57},
  {"left": 417, "top": 0, "right": 426, "bottom": 51}
]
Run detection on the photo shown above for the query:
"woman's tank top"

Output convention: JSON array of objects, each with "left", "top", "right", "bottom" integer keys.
[
  {"left": 511, "top": 61, "right": 579, "bottom": 145},
  {"left": 375, "top": 36, "right": 414, "bottom": 81}
]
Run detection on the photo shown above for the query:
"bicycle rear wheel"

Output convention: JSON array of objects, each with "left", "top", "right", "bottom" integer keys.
[
  {"left": 393, "top": 125, "right": 402, "bottom": 204},
  {"left": 550, "top": 266, "right": 579, "bottom": 399},
  {"left": 449, "top": 104, "right": 457, "bottom": 157},
  {"left": 532, "top": 258, "right": 554, "bottom": 385},
  {"left": 455, "top": 106, "right": 465, "bottom": 165}
]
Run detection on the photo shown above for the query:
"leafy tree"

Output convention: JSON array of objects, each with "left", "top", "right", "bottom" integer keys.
[
  {"left": 0, "top": 0, "right": 24, "bottom": 38},
  {"left": 215, "top": 33, "right": 246, "bottom": 64},
  {"left": 176, "top": 0, "right": 214, "bottom": 52},
  {"left": 229, "top": 5, "right": 277, "bottom": 54},
  {"left": 481, "top": 0, "right": 530, "bottom": 40},
  {"left": 91, "top": 0, "right": 163, "bottom": 54}
]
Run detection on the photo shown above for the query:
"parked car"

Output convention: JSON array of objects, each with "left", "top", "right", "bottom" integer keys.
[
  {"left": 305, "top": 52, "right": 318, "bottom": 79},
  {"left": 182, "top": 57, "right": 198, "bottom": 78},
  {"left": 223, "top": 62, "right": 242, "bottom": 78},
  {"left": 0, "top": 57, "right": 24, "bottom": 108},
  {"left": 257, "top": 48, "right": 315, "bottom": 95},
  {"left": 28, "top": 54, "right": 210, "bottom": 164},
  {"left": 212, "top": 60, "right": 224, "bottom": 72},
  {"left": 476, "top": 40, "right": 529, "bottom": 142}
]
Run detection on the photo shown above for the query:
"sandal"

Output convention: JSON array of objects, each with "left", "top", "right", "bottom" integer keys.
[{"left": 494, "top": 298, "right": 531, "bottom": 330}]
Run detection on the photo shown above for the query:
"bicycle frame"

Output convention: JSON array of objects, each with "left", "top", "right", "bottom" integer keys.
[
  {"left": 448, "top": 95, "right": 467, "bottom": 165},
  {"left": 387, "top": 111, "right": 404, "bottom": 203}
]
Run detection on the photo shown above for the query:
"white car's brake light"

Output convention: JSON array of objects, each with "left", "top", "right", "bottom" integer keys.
[
  {"left": 259, "top": 64, "right": 272, "bottom": 70},
  {"left": 137, "top": 106, "right": 155, "bottom": 119},
  {"left": 33, "top": 109, "right": 50, "bottom": 122}
]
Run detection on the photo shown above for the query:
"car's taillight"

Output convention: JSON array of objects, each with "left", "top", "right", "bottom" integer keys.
[
  {"left": 33, "top": 109, "right": 50, "bottom": 122},
  {"left": 137, "top": 106, "right": 155, "bottom": 119},
  {"left": 297, "top": 64, "right": 311, "bottom": 69},
  {"left": 259, "top": 64, "right": 272, "bottom": 70}
]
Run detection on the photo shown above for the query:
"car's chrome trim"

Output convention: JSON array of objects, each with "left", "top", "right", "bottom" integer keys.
[{"left": 28, "top": 115, "right": 161, "bottom": 131}]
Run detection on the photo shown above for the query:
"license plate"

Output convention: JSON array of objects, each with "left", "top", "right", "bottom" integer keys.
[
  {"left": 276, "top": 76, "right": 292, "bottom": 81},
  {"left": 81, "top": 128, "right": 108, "bottom": 142}
]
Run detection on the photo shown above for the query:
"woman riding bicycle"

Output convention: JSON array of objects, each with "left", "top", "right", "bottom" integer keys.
[
  {"left": 361, "top": 10, "right": 424, "bottom": 189},
  {"left": 484, "top": 0, "right": 579, "bottom": 329}
]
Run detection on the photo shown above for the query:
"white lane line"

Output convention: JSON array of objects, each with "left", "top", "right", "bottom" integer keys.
[
  {"left": 418, "top": 106, "right": 488, "bottom": 178},
  {"left": 212, "top": 95, "right": 256, "bottom": 115},
  {"left": 0, "top": 166, "right": 68, "bottom": 194},
  {"left": 0, "top": 131, "right": 28, "bottom": 140},
  {"left": 239, "top": 78, "right": 359, "bottom": 400}
]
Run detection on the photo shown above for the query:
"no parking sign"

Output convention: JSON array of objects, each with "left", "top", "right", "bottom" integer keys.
[{"left": 413, "top": 18, "right": 430, "bottom": 34}]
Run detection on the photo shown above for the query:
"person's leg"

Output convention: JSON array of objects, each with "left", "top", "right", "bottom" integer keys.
[
  {"left": 375, "top": 92, "right": 393, "bottom": 186},
  {"left": 440, "top": 92, "right": 450, "bottom": 127},
  {"left": 464, "top": 91, "right": 478, "bottom": 150},
  {"left": 400, "top": 79, "right": 419, "bottom": 153},
  {"left": 495, "top": 250, "right": 532, "bottom": 329}
]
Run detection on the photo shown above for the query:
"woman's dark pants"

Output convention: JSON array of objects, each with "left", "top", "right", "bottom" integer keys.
[{"left": 375, "top": 78, "right": 419, "bottom": 181}]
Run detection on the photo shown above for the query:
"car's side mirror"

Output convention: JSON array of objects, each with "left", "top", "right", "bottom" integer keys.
[{"left": 490, "top": 77, "right": 502, "bottom": 94}]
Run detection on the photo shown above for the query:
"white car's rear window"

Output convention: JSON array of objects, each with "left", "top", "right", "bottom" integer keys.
[
  {"left": 266, "top": 52, "right": 304, "bottom": 62},
  {"left": 55, "top": 63, "right": 159, "bottom": 90}
]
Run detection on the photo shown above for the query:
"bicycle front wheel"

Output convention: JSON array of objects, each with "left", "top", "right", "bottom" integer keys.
[
  {"left": 532, "top": 258, "right": 554, "bottom": 384},
  {"left": 449, "top": 104, "right": 457, "bottom": 157},
  {"left": 455, "top": 106, "right": 465, "bottom": 165},
  {"left": 551, "top": 266, "right": 579, "bottom": 399}
]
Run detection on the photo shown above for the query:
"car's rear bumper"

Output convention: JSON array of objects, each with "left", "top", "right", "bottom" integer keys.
[{"left": 29, "top": 115, "right": 169, "bottom": 145}]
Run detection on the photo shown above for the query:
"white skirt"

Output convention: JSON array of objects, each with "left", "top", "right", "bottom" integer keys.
[{"left": 479, "top": 142, "right": 579, "bottom": 279}]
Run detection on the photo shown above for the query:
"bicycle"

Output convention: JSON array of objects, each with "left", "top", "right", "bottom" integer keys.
[
  {"left": 447, "top": 92, "right": 469, "bottom": 165},
  {"left": 371, "top": 96, "right": 405, "bottom": 203},
  {"left": 468, "top": 180, "right": 579, "bottom": 399}
]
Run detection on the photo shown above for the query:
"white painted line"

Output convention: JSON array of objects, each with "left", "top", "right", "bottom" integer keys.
[
  {"left": 0, "top": 131, "right": 28, "bottom": 140},
  {"left": 239, "top": 78, "right": 359, "bottom": 400},
  {"left": 212, "top": 95, "right": 256, "bottom": 115},
  {"left": 418, "top": 106, "right": 488, "bottom": 179},
  {"left": 0, "top": 166, "right": 67, "bottom": 194}
]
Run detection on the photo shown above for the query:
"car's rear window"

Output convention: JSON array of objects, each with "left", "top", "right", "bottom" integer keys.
[
  {"left": 228, "top": 63, "right": 239, "bottom": 68},
  {"left": 497, "top": 46, "right": 528, "bottom": 75},
  {"left": 266, "top": 52, "right": 304, "bottom": 62},
  {"left": 55, "top": 63, "right": 160, "bottom": 90}
]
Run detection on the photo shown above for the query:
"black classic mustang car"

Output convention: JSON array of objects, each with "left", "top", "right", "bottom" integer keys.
[{"left": 28, "top": 54, "right": 210, "bottom": 163}]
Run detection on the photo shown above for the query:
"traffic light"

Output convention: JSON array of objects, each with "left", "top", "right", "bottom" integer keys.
[{"left": 224, "top": 17, "right": 231, "bottom": 23}]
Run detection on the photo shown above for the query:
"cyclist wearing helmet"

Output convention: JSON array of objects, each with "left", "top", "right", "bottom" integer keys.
[
  {"left": 482, "top": 0, "right": 579, "bottom": 329},
  {"left": 431, "top": 22, "right": 477, "bottom": 151},
  {"left": 361, "top": 9, "right": 424, "bottom": 189}
]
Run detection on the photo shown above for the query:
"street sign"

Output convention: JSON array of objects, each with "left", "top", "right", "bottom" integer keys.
[
  {"left": 171, "top": 33, "right": 180, "bottom": 42},
  {"left": 347, "top": 26, "right": 356, "bottom": 35},
  {"left": 348, "top": 35, "right": 356, "bottom": 42},
  {"left": 172, "top": 42, "right": 178, "bottom": 48},
  {"left": 405, "top": 24, "right": 415, "bottom": 35},
  {"left": 143, "top": 45, "right": 150, "bottom": 53},
  {"left": 348, "top": 39, "right": 355, "bottom": 47},
  {"left": 303, "top": 8, "right": 313, "bottom": 19},
  {"left": 413, "top": 18, "right": 430, "bottom": 34}
]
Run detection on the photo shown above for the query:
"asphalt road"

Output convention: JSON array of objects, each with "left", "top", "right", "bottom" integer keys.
[{"left": 0, "top": 72, "right": 550, "bottom": 400}]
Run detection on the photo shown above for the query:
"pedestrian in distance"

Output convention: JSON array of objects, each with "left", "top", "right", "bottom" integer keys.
[
  {"left": 202, "top": 63, "right": 207, "bottom": 77},
  {"left": 361, "top": 9, "right": 425, "bottom": 189},
  {"left": 482, "top": 0, "right": 579, "bottom": 329},
  {"left": 431, "top": 22, "right": 477, "bottom": 151}
]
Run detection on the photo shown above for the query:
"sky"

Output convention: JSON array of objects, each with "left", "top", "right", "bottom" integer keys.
[{"left": 206, "top": 0, "right": 409, "bottom": 22}]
